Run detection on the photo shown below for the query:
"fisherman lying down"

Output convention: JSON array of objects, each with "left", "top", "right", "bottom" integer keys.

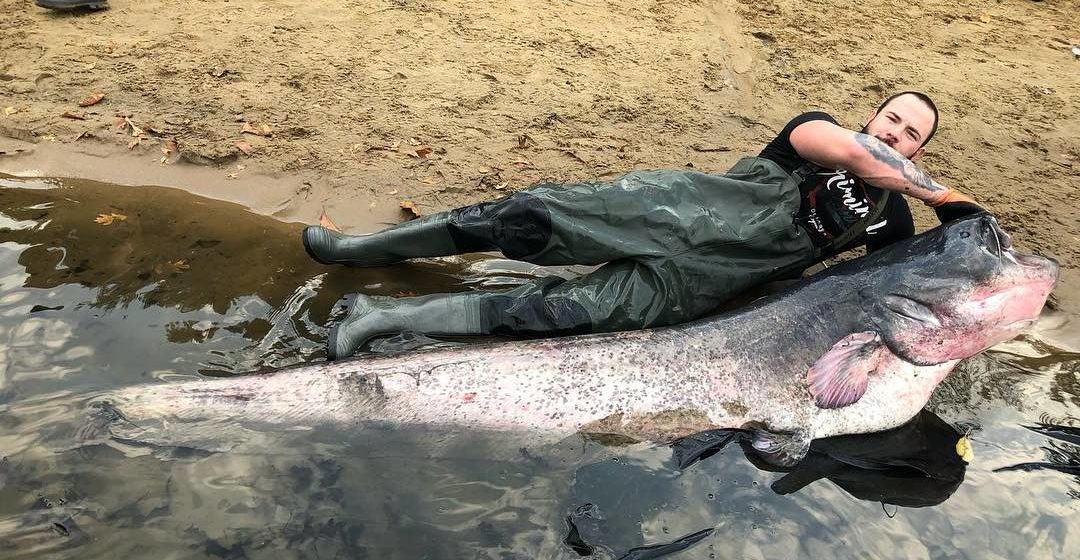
[{"left": 303, "top": 92, "right": 990, "bottom": 359}]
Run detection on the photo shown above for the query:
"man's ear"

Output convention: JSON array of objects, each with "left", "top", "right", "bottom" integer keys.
[
  {"left": 908, "top": 146, "right": 926, "bottom": 162},
  {"left": 863, "top": 110, "right": 878, "bottom": 128}
]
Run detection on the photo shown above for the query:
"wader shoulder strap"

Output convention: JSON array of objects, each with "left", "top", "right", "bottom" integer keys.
[
  {"left": 788, "top": 162, "right": 891, "bottom": 254},
  {"left": 824, "top": 189, "right": 891, "bottom": 254}
]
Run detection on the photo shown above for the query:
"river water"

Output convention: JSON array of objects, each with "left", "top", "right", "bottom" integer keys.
[{"left": 0, "top": 175, "right": 1076, "bottom": 559}]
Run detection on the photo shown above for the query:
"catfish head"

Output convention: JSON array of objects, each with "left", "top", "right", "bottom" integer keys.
[{"left": 860, "top": 213, "right": 1057, "bottom": 365}]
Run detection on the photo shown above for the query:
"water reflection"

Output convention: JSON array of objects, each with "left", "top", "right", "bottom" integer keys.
[
  {"left": 565, "top": 411, "right": 968, "bottom": 558},
  {"left": 995, "top": 424, "right": 1080, "bottom": 499},
  {"left": 0, "top": 175, "right": 474, "bottom": 373}
]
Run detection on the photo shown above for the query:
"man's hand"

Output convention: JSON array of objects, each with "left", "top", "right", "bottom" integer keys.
[{"left": 925, "top": 188, "right": 988, "bottom": 224}]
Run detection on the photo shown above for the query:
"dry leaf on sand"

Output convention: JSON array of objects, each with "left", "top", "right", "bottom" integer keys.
[
  {"left": 160, "top": 139, "right": 179, "bottom": 164},
  {"left": 235, "top": 141, "right": 254, "bottom": 155},
  {"left": 78, "top": 92, "right": 105, "bottom": 107},
  {"left": 402, "top": 146, "right": 433, "bottom": 158},
  {"left": 94, "top": 212, "right": 127, "bottom": 225},
  {"left": 318, "top": 209, "right": 341, "bottom": 232},
  {"left": 241, "top": 122, "right": 273, "bottom": 137},
  {"left": 399, "top": 200, "right": 421, "bottom": 218}
]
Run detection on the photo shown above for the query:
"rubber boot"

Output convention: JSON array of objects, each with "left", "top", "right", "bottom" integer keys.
[
  {"left": 326, "top": 282, "right": 595, "bottom": 360},
  {"left": 303, "top": 214, "right": 460, "bottom": 267},
  {"left": 36, "top": 0, "right": 109, "bottom": 9},
  {"left": 327, "top": 292, "right": 487, "bottom": 360}
]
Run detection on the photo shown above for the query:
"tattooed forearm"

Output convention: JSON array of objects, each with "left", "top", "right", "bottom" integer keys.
[{"left": 854, "top": 133, "right": 946, "bottom": 194}]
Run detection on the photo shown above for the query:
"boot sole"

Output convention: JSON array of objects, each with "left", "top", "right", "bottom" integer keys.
[{"left": 325, "top": 293, "right": 357, "bottom": 361}]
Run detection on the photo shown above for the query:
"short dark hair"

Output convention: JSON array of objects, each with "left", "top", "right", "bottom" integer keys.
[{"left": 876, "top": 91, "right": 939, "bottom": 147}]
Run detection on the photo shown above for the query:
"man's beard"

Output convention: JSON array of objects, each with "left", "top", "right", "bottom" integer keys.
[{"left": 861, "top": 123, "right": 899, "bottom": 151}]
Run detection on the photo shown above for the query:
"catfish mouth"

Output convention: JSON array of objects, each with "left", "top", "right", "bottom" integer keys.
[
  {"left": 980, "top": 216, "right": 1005, "bottom": 258},
  {"left": 981, "top": 217, "right": 1057, "bottom": 273},
  {"left": 1006, "top": 249, "right": 1057, "bottom": 271}
]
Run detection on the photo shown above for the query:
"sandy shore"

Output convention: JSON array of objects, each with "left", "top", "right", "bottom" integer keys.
[{"left": 2, "top": 0, "right": 1077, "bottom": 305}]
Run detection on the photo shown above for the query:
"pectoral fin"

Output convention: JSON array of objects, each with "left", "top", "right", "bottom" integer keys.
[{"left": 807, "top": 332, "right": 889, "bottom": 409}]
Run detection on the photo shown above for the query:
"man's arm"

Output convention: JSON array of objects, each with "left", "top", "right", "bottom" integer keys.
[{"left": 787, "top": 119, "right": 975, "bottom": 208}]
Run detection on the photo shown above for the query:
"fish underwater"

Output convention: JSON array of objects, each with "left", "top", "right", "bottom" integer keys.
[{"left": 94, "top": 214, "right": 1057, "bottom": 465}]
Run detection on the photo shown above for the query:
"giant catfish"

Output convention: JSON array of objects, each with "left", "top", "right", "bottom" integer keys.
[{"left": 96, "top": 214, "right": 1057, "bottom": 465}]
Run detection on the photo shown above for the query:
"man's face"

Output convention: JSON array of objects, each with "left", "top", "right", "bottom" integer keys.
[{"left": 862, "top": 94, "right": 936, "bottom": 161}]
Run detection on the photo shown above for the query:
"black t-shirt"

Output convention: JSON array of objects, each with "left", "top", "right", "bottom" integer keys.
[{"left": 758, "top": 111, "right": 915, "bottom": 255}]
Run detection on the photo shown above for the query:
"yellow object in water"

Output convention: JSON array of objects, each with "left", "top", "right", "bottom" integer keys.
[{"left": 955, "top": 436, "right": 974, "bottom": 463}]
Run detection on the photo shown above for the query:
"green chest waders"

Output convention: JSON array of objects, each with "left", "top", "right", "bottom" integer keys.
[{"left": 320, "top": 158, "right": 833, "bottom": 358}]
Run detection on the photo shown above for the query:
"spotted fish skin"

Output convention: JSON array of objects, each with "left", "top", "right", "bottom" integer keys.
[{"left": 99, "top": 215, "right": 1057, "bottom": 449}]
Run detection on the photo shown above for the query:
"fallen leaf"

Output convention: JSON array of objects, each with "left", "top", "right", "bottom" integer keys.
[
  {"left": 127, "top": 137, "right": 142, "bottom": 150},
  {"left": 78, "top": 92, "right": 105, "bottom": 107},
  {"left": 392, "top": 290, "right": 419, "bottom": 298},
  {"left": 404, "top": 146, "right": 433, "bottom": 158},
  {"left": 955, "top": 436, "right": 973, "bottom": 463},
  {"left": 3, "top": 107, "right": 16, "bottom": 116},
  {"left": 318, "top": 209, "right": 341, "bottom": 232},
  {"left": 241, "top": 122, "right": 273, "bottom": 137},
  {"left": 169, "top": 259, "right": 190, "bottom": 271},
  {"left": 94, "top": 212, "right": 127, "bottom": 225},
  {"left": 61, "top": 111, "right": 86, "bottom": 120},
  {"left": 235, "top": 141, "right": 254, "bottom": 155},
  {"left": 116, "top": 117, "right": 144, "bottom": 137},
  {"left": 399, "top": 200, "right": 421, "bottom": 218},
  {"left": 160, "top": 139, "right": 179, "bottom": 164}
]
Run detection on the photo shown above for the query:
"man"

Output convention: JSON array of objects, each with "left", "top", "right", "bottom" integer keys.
[{"left": 304, "top": 92, "right": 984, "bottom": 359}]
